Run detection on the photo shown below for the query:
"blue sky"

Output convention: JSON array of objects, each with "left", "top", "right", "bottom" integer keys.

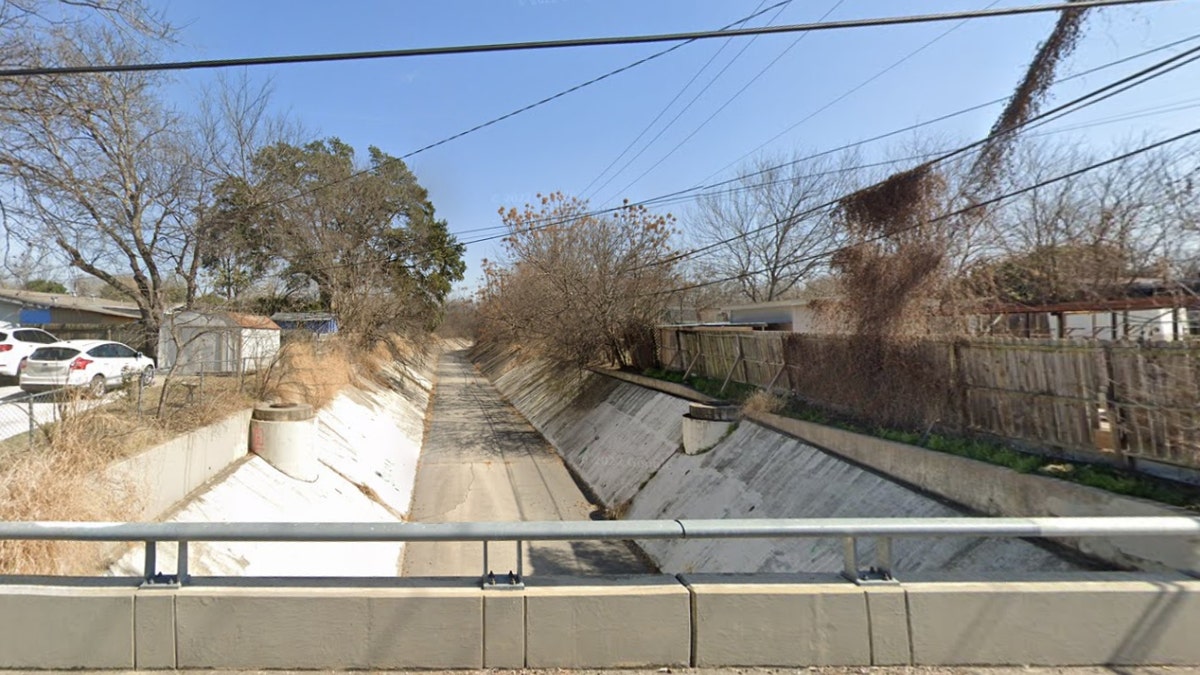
[{"left": 159, "top": 0, "right": 1200, "bottom": 295}]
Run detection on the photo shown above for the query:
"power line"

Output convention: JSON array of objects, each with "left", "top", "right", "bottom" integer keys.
[
  {"left": 695, "top": 0, "right": 1001, "bottom": 188},
  {"left": 582, "top": 0, "right": 842, "bottom": 202},
  {"left": 160, "top": 8, "right": 1200, "bottom": 248},
  {"left": 402, "top": 0, "right": 795, "bottom": 161},
  {"left": 630, "top": 42, "right": 1200, "bottom": 272},
  {"left": 649, "top": 124, "right": 1200, "bottom": 297},
  {"left": 597, "top": 0, "right": 974, "bottom": 206},
  {"left": 451, "top": 32, "right": 1200, "bottom": 244},
  {"left": 576, "top": 0, "right": 786, "bottom": 199},
  {"left": 263, "top": 105, "right": 1200, "bottom": 282},
  {"left": 0, "top": 0, "right": 1174, "bottom": 78}
]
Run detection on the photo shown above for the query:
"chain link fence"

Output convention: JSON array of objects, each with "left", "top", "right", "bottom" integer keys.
[{"left": 0, "top": 357, "right": 266, "bottom": 452}]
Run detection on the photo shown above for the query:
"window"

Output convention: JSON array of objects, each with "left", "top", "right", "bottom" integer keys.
[
  {"left": 30, "top": 347, "right": 80, "bottom": 361},
  {"left": 87, "top": 344, "right": 115, "bottom": 358},
  {"left": 35, "top": 330, "right": 57, "bottom": 343},
  {"left": 110, "top": 344, "right": 138, "bottom": 359},
  {"left": 14, "top": 329, "right": 41, "bottom": 343}
]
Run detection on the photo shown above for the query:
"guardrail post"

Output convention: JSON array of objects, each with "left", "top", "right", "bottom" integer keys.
[
  {"left": 177, "top": 541, "right": 189, "bottom": 585},
  {"left": 875, "top": 536, "right": 893, "bottom": 579},
  {"left": 516, "top": 539, "right": 523, "bottom": 580},
  {"left": 143, "top": 541, "right": 157, "bottom": 582},
  {"left": 482, "top": 540, "right": 489, "bottom": 577},
  {"left": 841, "top": 537, "right": 857, "bottom": 582}
]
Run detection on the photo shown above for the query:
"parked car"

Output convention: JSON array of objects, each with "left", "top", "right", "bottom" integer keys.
[
  {"left": 0, "top": 327, "right": 59, "bottom": 381},
  {"left": 19, "top": 340, "right": 155, "bottom": 395}
]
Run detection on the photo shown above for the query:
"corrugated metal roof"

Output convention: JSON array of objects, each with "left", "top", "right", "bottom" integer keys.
[
  {"left": 271, "top": 312, "right": 337, "bottom": 323},
  {"left": 0, "top": 288, "right": 142, "bottom": 319}
]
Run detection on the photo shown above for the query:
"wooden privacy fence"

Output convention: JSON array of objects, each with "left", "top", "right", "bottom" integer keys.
[{"left": 655, "top": 327, "right": 1200, "bottom": 472}]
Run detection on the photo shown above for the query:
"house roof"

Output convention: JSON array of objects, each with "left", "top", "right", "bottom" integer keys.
[
  {"left": 0, "top": 288, "right": 142, "bottom": 319},
  {"left": 227, "top": 312, "right": 280, "bottom": 331},
  {"left": 723, "top": 297, "right": 841, "bottom": 312},
  {"left": 271, "top": 312, "right": 338, "bottom": 323}
]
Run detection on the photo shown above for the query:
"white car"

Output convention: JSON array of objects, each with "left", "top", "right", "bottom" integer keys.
[
  {"left": 0, "top": 327, "right": 59, "bottom": 379},
  {"left": 19, "top": 339, "right": 155, "bottom": 395}
]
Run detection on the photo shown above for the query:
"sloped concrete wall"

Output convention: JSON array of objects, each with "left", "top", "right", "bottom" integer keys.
[
  {"left": 475, "top": 345, "right": 689, "bottom": 509},
  {"left": 747, "top": 411, "right": 1200, "bottom": 575},
  {"left": 108, "top": 357, "right": 434, "bottom": 578},
  {"left": 474, "top": 347, "right": 1080, "bottom": 574}
]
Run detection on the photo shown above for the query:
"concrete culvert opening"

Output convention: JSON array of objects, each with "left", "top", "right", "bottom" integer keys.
[
  {"left": 683, "top": 402, "right": 740, "bottom": 454},
  {"left": 250, "top": 402, "right": 318, "bottom": 481}
]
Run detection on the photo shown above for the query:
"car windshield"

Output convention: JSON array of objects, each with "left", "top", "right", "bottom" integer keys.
[{"left": 29, "top": 347, "right": 81, "bottom": 361}]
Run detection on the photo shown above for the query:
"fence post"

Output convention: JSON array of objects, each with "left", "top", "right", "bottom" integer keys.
[
  {"left": 736, "top": 334, "right": 749, "bottom": 386},
  {"left": 27, "top": 396, "right": 35, "bottom": 451},
  {"left": 1102, "top": 342, "right": 1131, "bottom": 465},
  {"left": 951, "top": 339, "right": 970, "bottom": 433},
  {"left": 720, "top": 349, "right": 742, "bottom": 396},
  {"left": 682, "top": 352, "right": 701, "bottom": 380}
]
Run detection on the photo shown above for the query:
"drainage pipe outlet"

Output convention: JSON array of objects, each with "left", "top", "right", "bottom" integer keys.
[
  {"left": 682, "top": 402, "right": 740, "bottom": 455},
  {"left": 250, "top": 402, "right": 318, "bottom": 482}
]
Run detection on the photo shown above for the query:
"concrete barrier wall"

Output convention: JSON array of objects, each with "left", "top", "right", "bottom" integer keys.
[
  {"left": 5, "top": 573, "right": 1199, "bottom": 669},
  {"left": 106, "top": 409, "right": 252, "bottom": 519}
]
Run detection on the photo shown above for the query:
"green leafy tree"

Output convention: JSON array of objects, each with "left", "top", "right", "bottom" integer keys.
[
  {"left": 197, "top": 176, "right": 272, "bottom": 300},
  {"left": 22, "top": 279, "right": 67, "bottom": 294},
  {"left": 249, "top": 138, "right": 465, "bottom": 337}
]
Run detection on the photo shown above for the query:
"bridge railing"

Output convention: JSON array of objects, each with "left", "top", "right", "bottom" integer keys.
[{"left": 3, "top": 516, "right": 1200, "bottom": 586}]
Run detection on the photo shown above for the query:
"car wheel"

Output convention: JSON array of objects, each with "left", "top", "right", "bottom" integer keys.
[
  {"left": 141, "top": 366, "right": 154, "bottom": 387},
  {"left": 89, "top": 375, "right": 106, "bottom": 397}
]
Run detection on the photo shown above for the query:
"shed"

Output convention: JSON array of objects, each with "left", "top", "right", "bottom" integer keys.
[
  {"left": 271, "top": 311, "right": 339, "bottom": 336},
  {"left": 159, "top": 310, "right": 281, "bottom": 374}
]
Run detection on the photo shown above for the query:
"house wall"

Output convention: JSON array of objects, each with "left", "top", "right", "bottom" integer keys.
[
  {"left": 160, "top": 313, "right": 238, "bottom": 374},
  {"left": 1059, "top": 309, "right": 1189, "bottom": 341},
  {"left": 728, "top": 306, "right": 793, "bottom": 327},
  {"left": 0, "top": 299, "right": 21, "bottom": 325},
  {"left": 239, "top": 328, "right": 280, "bottom": 370}
]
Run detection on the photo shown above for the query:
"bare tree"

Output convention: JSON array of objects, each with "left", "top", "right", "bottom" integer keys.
[
  {"left": 479, "top": 192, "right": 677, "bottom": 368},
  {"left": 690, "top": 151, "right": 864, "bottom": 303},
  {"left": 972, "top": 137, "right": 1200, "bottom": 304},
  {"left": 0, "top": 23, "right": 191, "bottom": 351},
  {"left": 191, "top": 73, "right": 297, "bottom": 302}
]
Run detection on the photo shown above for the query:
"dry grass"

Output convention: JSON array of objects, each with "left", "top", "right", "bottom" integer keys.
[
  {"left": 256, "top": 335, "right": 412, "bottom": 408},
  {"left": 0, "top": 396, "right": 145, "bottom": 575},
  {"left": 742, "top": 390, "right": 785, "bottom": 416},
  {"left": 0, "top": 376, "right": 255, "bottom": 575}
]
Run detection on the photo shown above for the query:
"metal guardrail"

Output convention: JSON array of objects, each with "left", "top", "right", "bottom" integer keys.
[{"left": 2, "top": 516, "right": 1198, "bottom": 587}]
